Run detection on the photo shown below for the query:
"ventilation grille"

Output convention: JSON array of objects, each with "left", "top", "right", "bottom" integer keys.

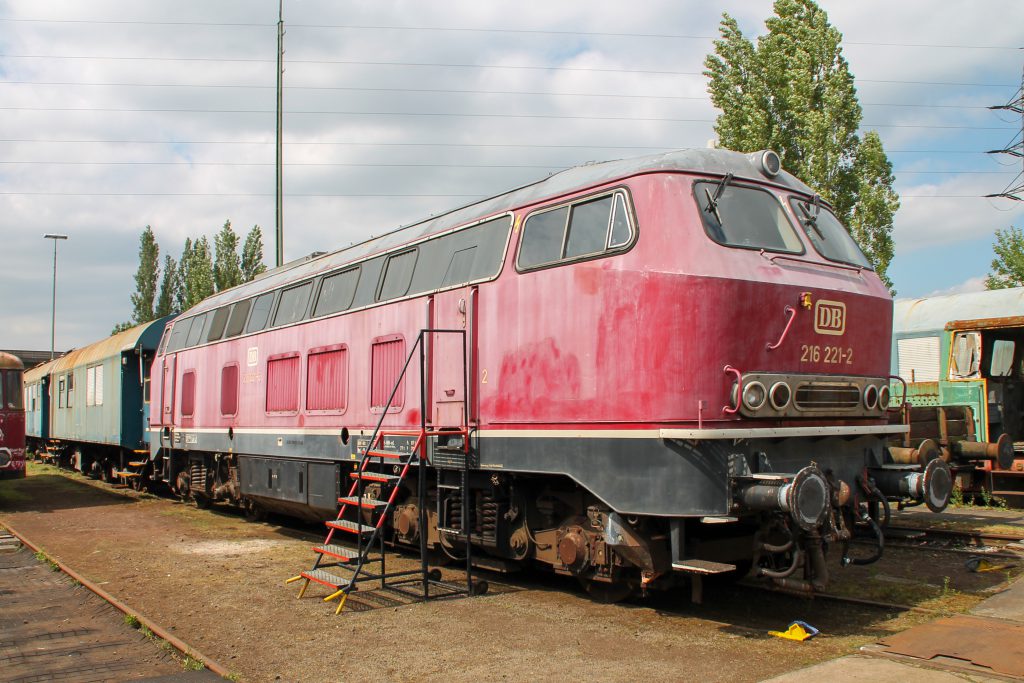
[{"left": 794, "top": 383, "right": 861, "bottom": 410}]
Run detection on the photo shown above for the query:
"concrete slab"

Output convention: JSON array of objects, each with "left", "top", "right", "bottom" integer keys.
[
  {"left": 760, "top": 654, "right": 1003, "bottom": 682},
  {"left": 972, "top": 572, "right": 1024, "bottom": 622}
]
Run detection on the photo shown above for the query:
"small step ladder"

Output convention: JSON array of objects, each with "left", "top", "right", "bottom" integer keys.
[{"left": 287, "top": 328, "right": 476, "bottom": 613}]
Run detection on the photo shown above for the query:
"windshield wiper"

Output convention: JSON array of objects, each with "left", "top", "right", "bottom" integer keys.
[
  {"left": 703, "top": 172, "right": 733, "bottom": 226},
  {"left": 797, "top": 195, "right": 825, "bottom": 240}
]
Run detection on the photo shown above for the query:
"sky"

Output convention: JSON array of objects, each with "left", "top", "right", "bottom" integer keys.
[{"left": 1, "top": 0, "right": 1022, "bottom": 352}]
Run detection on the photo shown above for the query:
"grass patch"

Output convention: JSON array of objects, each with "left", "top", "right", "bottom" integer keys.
[
  {"left": 124, "top": 614, "right": 141, "bottom": 629},
  {"left": 33, "top": 550, "right": 61, "bottom": 572},
  {"left": 182, "top": 655, "right": 206, "bottom": 671},
  {"left": 224, "top": 673, "right": 242, "bottom": 682}
]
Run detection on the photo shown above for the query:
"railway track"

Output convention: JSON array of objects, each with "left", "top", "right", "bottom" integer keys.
[{"left": 880, "top": 525, "right": 1024, "bottom": 556}]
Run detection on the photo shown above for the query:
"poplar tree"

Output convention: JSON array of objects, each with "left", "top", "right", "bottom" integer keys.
[
  {"left": 155, "top": 255, "right": 178, "bottom": 317},
  {"left": 703, "top": 0, "right": 898, "bottom": 290},
  {"left": 213, "top": 219, "right": 243, "bottom": 292},
  {"left": 241, "top": 225, "right": 268, "bottom": 281},
  {"left": 175, "top": 238, "right": 193, "bottom": 312},
  {"left": 129, "top": 226, "right": 161, "bottom": 324},
  {"left": 985, "top": 226, "right": 1024, "bottom": 290},
  {"left": 184, "top": 236, "right": 215, "bottom": 309}
]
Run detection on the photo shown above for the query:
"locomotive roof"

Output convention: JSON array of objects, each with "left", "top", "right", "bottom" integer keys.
[
  {"left": 183, "top": 147, "right": 816, "bottom": 317},
  {"left": 894, "top": 287, "right": 1024, "bottom": 335},
  {"left": 0, "top": 351, "right": 24, "bottom": 371},
  {"left": 50, "top": 316, "right": 174, "bottom": 375}
]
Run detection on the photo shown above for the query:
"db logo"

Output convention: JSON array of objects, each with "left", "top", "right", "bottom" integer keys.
[{"left": 814, "top": 300, "right": 846, "bottom": 336}]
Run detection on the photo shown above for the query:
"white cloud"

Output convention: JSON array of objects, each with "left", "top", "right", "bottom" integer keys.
[
  {"left": 926, "top": 275, "right": 988, "bottom": 297},
  {"left": 1, "top": 0, "right": 1023, "bottom": 349}
]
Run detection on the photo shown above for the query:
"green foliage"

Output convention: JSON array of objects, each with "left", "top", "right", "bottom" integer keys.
[
  {"left": 949, "top": 481, "right": 964, "bottom": 507},
  {"left": 111, "top": 321, "right": 134, "bottom": 335},
  {"left": 213, "top": 220, "right": 243, "bottom": 292},
  {"left": 985, "top": 226, "right": 1024, "bottom": 290},
  {"left": 182, "top": 655, "right": 206, "bottom": 671},
  {"left": 703, "top": 0, "right": 898, "bottom": 289},
  {"left": 850, "top": 132, "right": 899, "bottom": 292},
  {"left": 241, "top": 225, "right": 268, "bottom": 281},
  {"left": 176, "top": 237, "right": 215, "bottom": 311},
  {"left": 130, "top": 226, "right": 161, "bottom": 324},
  {"left": 155, "top": 255, "right": 178, "bottom": 318},
  {"left": 34, "top": 550, "right": 60, "bottom": 571},
  {"left": 124, "top": 613, "right": 141, "bottom": 629}
]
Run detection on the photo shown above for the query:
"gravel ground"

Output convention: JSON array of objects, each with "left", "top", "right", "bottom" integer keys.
[{"left": 1, "top": 464, "right": 1017, "bottom": 682}]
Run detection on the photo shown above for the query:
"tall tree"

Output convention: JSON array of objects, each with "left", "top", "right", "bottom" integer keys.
[
  {"left": 182, "top": 236, "right": 215, "bottom": 309},
  {"left": 241, "top": 225, "right": 268, "bottom": 281},
  {"left": 849, "top": 132, "right": 899, "bottom": 291},
  {"left": 111, "top": 321, "right": 134, "bottom": 335},
  {"left": 129, "top": 225, "right": 161, "bottom": 324},
  {"left": 213, "top": 219, "right": 243, "bottom": 292},
  {"left": 985, "top": 226, "right": 1024, "bottom": 290},
  {"left": 704, "top": 0, "right": 898, "bottom": 288},
  {"left": 175, "top": 238, "right": 193, "bottom": 312},
  {"left": 155, "top": 254, "right": 178, "bottom": 317}
]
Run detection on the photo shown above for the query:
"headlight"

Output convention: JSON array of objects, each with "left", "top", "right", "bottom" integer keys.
[
  {"left": 769, "top": 381, "right": 791, "bottom": 410},
  {"left": 863, "top": 384, "right": 879, "bottom": 411},
  {"left": 878, "top": 385, "right": 891, "bottom": 411},
  {"left": 742, "top": 381, "right": 767, "bottom": 411}
]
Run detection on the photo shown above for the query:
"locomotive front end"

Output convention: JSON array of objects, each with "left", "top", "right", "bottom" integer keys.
[{"left": 664, "top": 151, "right": 953, "bottom": 595}]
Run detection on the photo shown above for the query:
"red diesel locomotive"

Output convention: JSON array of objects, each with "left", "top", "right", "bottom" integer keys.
[
  {"left": 0, "top": 352, "right": 26, "bottom": 479},
  {"left": 147, "top": 148, "right": 951, "bottom": 598}
]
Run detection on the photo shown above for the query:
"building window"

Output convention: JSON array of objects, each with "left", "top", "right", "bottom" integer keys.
[
  {"left": 307, "top": 348, "right": 348, "bottom": 412},
  {"left": 266, "top": 355, "right": 300, "bottom": 413}
]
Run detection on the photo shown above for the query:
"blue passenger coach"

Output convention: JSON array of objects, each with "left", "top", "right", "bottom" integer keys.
[{"left": 40, "top": 317, "right": 172, "bottom": 481}]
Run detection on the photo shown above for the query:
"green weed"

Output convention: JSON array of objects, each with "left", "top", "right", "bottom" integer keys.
[
  {"left": 182, "top": 655, "right": 206, "bottom": 671},
  {"left": 124, "top": 614, "right": 141, "bottom": 629}
]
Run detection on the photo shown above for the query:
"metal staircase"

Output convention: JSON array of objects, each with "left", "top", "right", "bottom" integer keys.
[{"left": 287, "top": 329, "right": 476, "bottom": 613}]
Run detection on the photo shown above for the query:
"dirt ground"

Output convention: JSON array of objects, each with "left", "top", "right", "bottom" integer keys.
[{"left": 1, "top": 463, "right": 1019, "bottom": 683}]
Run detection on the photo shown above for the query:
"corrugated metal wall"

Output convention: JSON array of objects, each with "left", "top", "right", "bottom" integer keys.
[
  {"left": 307, "top": 349, "right": 347, "bottom": 411},
  {"left": 371, "top": 338, "right": 405, "bottom": 409},
  {"left": 267, "top": 356, "right": 300, "bottom": 412}
]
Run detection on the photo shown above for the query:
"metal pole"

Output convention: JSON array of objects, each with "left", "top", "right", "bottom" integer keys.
[
  {"left": 275, "top": 0, "right": 284, "bottom": 267},
  {"left": 43, "top": 234, "right": 68, "bottom": 360}
]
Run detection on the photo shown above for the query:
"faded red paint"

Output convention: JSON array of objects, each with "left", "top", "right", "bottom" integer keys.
[{"left": 151, "top": 170, "right": 891, "bottom": 437}]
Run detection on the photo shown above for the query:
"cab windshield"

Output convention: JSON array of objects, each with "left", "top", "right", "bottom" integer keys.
[
  {"left": 789, "top": 197, "right": 872, "bottom": 269},
  {"left": 694, "top": 181, "right": 804, "bottom": 254},
  {"left": 1, "top": 370, "right": 24, "bottom": 410}
]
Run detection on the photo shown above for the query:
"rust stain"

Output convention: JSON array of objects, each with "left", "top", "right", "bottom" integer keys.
[
  {"left": 877, "top": 614, "right": 1024, "bottom": 676},
  {"left": 947, "top": 315, "right": 1024, "bottom": 331}
]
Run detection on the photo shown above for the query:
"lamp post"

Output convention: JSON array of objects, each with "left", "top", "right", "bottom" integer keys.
[{"left": 43, "top": 234, "right": 68, "bottom": 360}]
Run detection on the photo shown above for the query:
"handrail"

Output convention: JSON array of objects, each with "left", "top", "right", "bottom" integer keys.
[
  {"left": 759, "top": 249, "right": 865, "bottom": 275},
  {"left": 766, "top": 305, "right": 797, "bottom": 351},
  {"left": 723, "top": 365, "right": 742, "bottom": 415}
]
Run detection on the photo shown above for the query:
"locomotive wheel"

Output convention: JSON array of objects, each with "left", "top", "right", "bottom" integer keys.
[
  {"left": 581, "top": 578, "right": 634, "bottom": 604},
  {"left": 244, "top": 499, "right": 267, "bottom": 522},
  {"left": 175, "top": 470, "right": 191, "bottom": 500}
]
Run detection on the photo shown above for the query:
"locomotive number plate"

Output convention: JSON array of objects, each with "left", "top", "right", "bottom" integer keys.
[{"left": 800, "top": 344, "right": 854, "bottom": 365}]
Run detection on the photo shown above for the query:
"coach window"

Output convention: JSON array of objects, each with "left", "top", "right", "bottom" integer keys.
[
  {"left": 246, "top": 292, "right": 276, "bottom": 333},
  {"left": 221, "top": 364, "right": 239, "bottom": 416},
  {"left": 181, "top": 370, "right": 196, "bottom": 417},
  {"left": 207, "top": 306, "right": 231, "bottom": 342},
  {"left": 226, "top": 298, "right": 254, "bottom": 337},
  {"left": 66, "top": 373, "right": 74, "bottom": 407},
  {"left": 185, "top": 313, "right": 210, "bottom": 347},
  {"left": 377, "top": 249, "right": 417, "bottom": 302},
  {"left": 166, "top": 318, "right": 192, "bottom": 352},
  {"left": 273, "top": 282, "right": 312, "bottom": 327},
  {"left": 696, "top": 182, "right": 803, "bottom": 253},
  {"left": 314, "top": 267, "right": 360, "bottom": 317},
  {"left": 57, "top": 377, "right": 65, "bottom": 408},
  {"left": 519, "top": 206, "right": 568, "bottom": 269}
]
